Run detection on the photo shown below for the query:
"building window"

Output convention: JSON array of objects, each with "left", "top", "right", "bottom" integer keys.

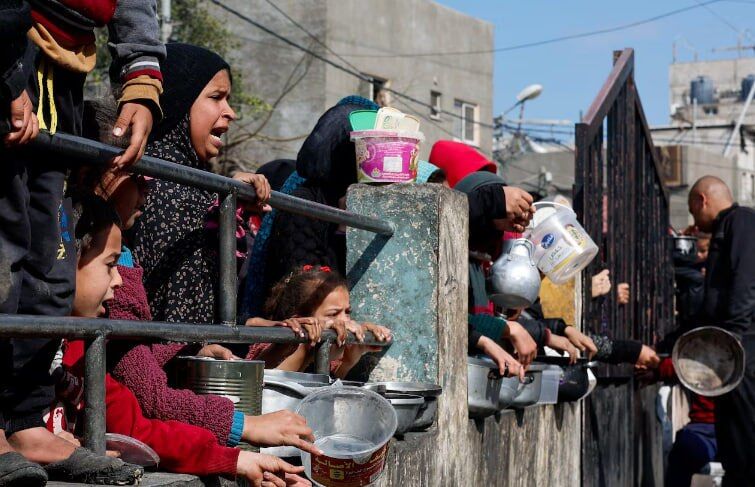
[
  {"left": 430, "top": 91, "right": 442, "bottom": 119},
  {"left": 360, "top": 74, "right": 390, "bottom": 107},
  {"left": 454, "top": 99, "right": 479, "bottom": 145}
]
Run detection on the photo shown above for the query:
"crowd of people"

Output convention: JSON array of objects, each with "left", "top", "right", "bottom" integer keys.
[{"left": 0, "top": 1, "right": 753, "bottom": 486}]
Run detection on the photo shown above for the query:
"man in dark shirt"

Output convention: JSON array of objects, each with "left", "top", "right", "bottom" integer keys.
[{"left": 688, "top": 176, "right": 755, "bottom": 486}]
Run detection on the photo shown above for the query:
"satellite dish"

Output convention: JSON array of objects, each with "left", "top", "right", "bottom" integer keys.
[{"left": 516, "top": 84, "right": 543, "bottom": 103}]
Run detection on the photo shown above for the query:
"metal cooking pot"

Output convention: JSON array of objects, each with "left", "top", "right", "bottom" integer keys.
[
  {"left": 385, "top": 393, "right": 424, "bottom": 435},
  {"left": 557, "top": 364, "right": 590, "bottom": 402},
  {"left": 174, "top": 357, "right": 264, "bottom": 452},
  {"left": 339, "top": 380, "right": 388, "bottom": 395},
  {"left": 672, "top": 326, "right": 745, "bottom": 397},
  {"left": 467, "top": 357, "right": 502, "bottom": 418},
  {"left": 673, "top": 235, "right": 698, "bottom": 256},
  {"left": 375, "top": 382, "right": 442, "bottom": 430},
  {"left": 489, "top": 239, "right": 542, "bottom": 309},
  {"left": 510, "top": 363, "right": 545, "bottom": 408}
]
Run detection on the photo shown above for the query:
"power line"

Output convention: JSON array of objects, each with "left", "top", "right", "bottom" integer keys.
[
  {"left": 211, "top": 0, "right": 495, "bottom": 129},
  {"left": 336, "top": 0, "right": 726, "bottom": 58},
  {"left": 693, "top": 0, "right": 741, "bottom": 33},
  {"left": 262, "top": 0, "right": 463, "bottom": 142}
]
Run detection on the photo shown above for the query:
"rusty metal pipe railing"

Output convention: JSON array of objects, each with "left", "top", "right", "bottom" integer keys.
[
  {"left": 1, "top": 314, "right": 391, "bottom": 454},
  {"left": 25, "top": 132, "right": 395, "bottom": 236},
  {"left": 6, "top": 130, "right": 397, "bottom": 455}
]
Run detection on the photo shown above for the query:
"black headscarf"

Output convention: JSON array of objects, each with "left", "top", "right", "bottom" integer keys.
[
  {"left": 150, "top": 43, "right": 231, "bottom": 141},
  {"left": 296, "top": 99, "right": 377, "bottom": 205},
  {"left": 256, "top": 159, "right": 296, "bottom": 192},
  {"left": 132, "top": 44, "right": 231, "bottom": 325}
]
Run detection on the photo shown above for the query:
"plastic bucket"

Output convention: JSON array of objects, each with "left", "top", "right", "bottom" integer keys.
[
  {"left": 295, "top": 386, "right": 397, "bottom": 487},
  {"left": 350, "top": 130, "right": 424, "bottom": 183},
  {"left": 525, "top": 201, "right": 598, "bottom": 284}
]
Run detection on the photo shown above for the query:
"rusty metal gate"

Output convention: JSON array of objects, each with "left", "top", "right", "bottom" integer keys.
[{"left": 574, "top": 48, "right": 674, "bottom": 487}]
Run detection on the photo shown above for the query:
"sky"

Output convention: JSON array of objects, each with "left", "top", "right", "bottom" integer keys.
[{"left": 434, "top": 0, "right": 755, "bottom": 128}]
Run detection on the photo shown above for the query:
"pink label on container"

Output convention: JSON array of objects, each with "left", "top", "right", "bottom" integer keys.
[{"left": 354, "top": 136, "right": 419, "bottom": 183}]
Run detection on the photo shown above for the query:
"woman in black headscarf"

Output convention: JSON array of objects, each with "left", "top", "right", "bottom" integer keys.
[{"left": 132, "top": 43, "right": 270, "bottom": 324}]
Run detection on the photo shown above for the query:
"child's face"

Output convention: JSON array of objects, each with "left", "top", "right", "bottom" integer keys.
[
  {"left": 73, "top": 225, "right": 123, "bottom": 318},
  {"left": 98, "top": 171, "right": 150, "bottom": 230},
  {"left": 314, "top": 286, "right": 350, "bottom": 322},
  {"left": 190, "top": 69, "right": 236, "bottom": 162}
]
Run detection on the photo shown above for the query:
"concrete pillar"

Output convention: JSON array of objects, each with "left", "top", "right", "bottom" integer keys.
[
  {"left": 346, "top": 183, "right": 474, "bottom": 484},
  {"left": 346, "top": 183, "right": 468, "bottom": 385}
]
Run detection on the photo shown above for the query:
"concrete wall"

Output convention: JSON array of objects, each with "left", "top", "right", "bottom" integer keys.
[
  {"left": 210, "top": 0, "right": 494, "bottom": 171},
  {"left": 324, "top": 0, "right": 495, "bottom": 160},
  {"left": 345, "top": 184, "right": 584, "bottom": 486}
]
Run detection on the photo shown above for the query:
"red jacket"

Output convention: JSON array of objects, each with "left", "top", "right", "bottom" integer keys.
[
  {"left": 51, "top": 340, "right": 240, "bottom": 477},
  {"left": 659, "top": 357, "right": 715, "bottom": 424}
]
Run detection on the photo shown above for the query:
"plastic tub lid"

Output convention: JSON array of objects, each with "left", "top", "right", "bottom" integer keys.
[
  {"left": 105, "top": 433, "right": 160, "bottom": 468},
  {"left": 350, "top": 129, "right": 425, "bottom": 141}
]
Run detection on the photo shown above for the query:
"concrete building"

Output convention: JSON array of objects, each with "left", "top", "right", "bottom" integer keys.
[
  {"left": 650, "top": 56, "right": 755, "bottom": 228},
  {"left": 209, "top": 0, "right": 494, "bottom": 173}
]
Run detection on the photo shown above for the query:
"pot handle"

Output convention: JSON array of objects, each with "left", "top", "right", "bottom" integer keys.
[
  {"left": 532, "top": 201, "right": 575, "bottom": 213},
  {"left": 263, "top": 379, "right": 314, "bottom": 397}
]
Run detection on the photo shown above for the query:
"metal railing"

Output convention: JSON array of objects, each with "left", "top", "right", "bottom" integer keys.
[
  {"left": 574, "top": 49, "right": 674, "bottom": 487},
  {"left": 2, "top": 131, "right": 394, "bottom": 454},
  {"left": 574, "top": 48, "right": 673, "bottom": 349}
]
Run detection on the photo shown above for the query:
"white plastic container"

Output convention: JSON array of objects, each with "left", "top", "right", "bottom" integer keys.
[
  {"left": 525, "top": 201, "right": 598, "bottom": 284},
  {"left": 537, "top": 365, "right": 562, "bottom": 405},
  {"left": 296, "top": 386, "right": 397, "bottom": 487},
  {"left": 350, "top": 130, "right": 424, "bottom": 183}
]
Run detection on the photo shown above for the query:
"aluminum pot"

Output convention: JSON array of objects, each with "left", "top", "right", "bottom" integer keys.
[
  {"left": 262, "top": 370, "right": 330, "bottom": 458},
  {"left": 510, "top": 363, "right": 545, "bottom": 408},
  {"left": 375, "top": 382, "right": 442, "bottom": 430},
  {"left": 340, "top": 381, "right": 387, "bottom": 396},
  {"left": 174, "top": 357, "right": 264, "bottom": 452},
  {"left": 489, "top": 239, "right": 542, "bottom": 309},
  {"left": 557, "top": 364, "right": 590, "bottom": 402},
  {"left": 467, "top": 357, "right": 502, "bottom": 418},
  {"left": 672, "top": 326, "right": 745, "bottom": 397},
  {"left": 672, "top": 235, "right": 698, "bottom": 256},
  {"left": 385, "top": 393, "right": 424, "bottom": 435}
]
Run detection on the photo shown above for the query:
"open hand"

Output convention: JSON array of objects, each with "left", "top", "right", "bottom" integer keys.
[
  {"left": 242, "top": 410, "right": 322, "bottom": 457},
  {"left": 635, "top": 345, "right": 660, "bottom": 370},
  {"left": 197, "top": 344, "right": 239, "bottom": 360},
  {"left": 477, "top": 336, "right": 525, "bottom": 380},
  {"left": 502, "top": 186, "right": 535, "bottom": 231},
  {"left": 547, "top": 334, "right": 579, "bottom": 364},
  {"left": 112, "top": 102, "right": 153, "bottom": 168},
  {"left": 236, "top": 451, "right": 304, "bottom": 487}
]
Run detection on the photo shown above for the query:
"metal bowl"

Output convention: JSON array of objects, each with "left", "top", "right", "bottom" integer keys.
[
  {"left": 557, "top": 364, "right": 589, "bottom": 402},
  {"left": 467, "top": 357, "right": 502, "bottom": 418},
  {"left": 375, "top": 381, "right": 442, "bottom": 430},
  {"left": 340, "top": 381, "right": 387, "bottom": 395},
  {"left": 672, "top": 235, "right": 698, "bottom": 256},
  {"left": 386, "top": 393, "right": 424, "bottom": 435},
  {"left": 510, "top": 363, "right": 545, "bottom": 408},
  {"left": 672, "top": 326, "right": 745, "bottom": 397}
]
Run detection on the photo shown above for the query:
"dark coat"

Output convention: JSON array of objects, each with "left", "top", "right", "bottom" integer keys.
[{"left": 701, "top": 204, "right": 755, "bottom": 336}]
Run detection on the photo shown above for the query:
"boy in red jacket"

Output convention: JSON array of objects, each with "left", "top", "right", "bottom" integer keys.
[{"left": 50, "top": 198, "right": 309, "bottom": 486}]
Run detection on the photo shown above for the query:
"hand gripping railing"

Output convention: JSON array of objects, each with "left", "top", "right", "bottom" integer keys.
[{"left": 1, "top": 131, "right": 395, "bottom": 454}]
